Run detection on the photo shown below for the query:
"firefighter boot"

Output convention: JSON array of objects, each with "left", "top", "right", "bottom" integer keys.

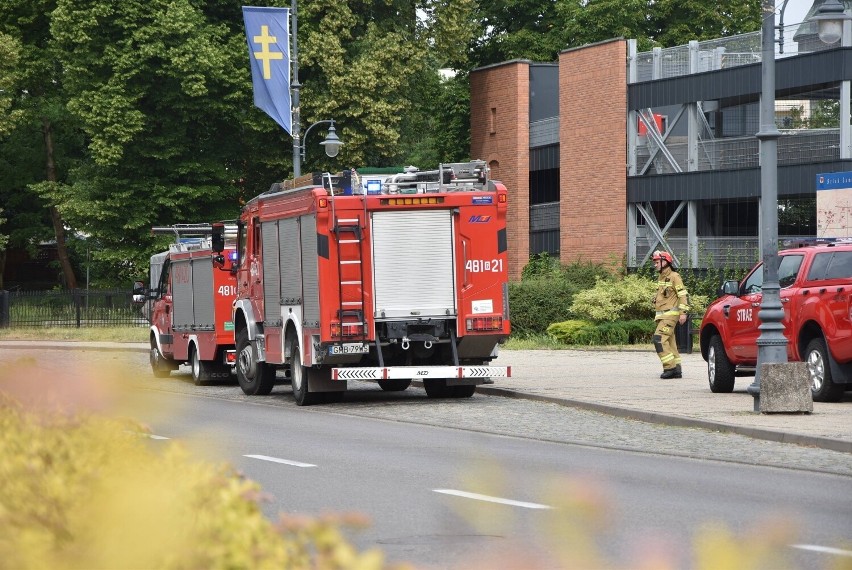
[{"left": 660, "top": 365, "right": 682, "bottom": 379}]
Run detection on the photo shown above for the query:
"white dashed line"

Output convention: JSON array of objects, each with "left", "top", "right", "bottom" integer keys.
[
  {"left": 792, "top": 544, "right": 852, "bottom": 557},
  {"left": 149, "top": 435, "right": 170, "bottom": 440},
  {"left": 433, "top": 489, "right": 553, "bottom": 510},
  {"left": 243, "top": 454, "right": 316, "bottom": 468}
]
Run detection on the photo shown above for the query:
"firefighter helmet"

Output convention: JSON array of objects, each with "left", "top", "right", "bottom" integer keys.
[{"left": 652, "top": 250, "right": 673, "bottom": 264}]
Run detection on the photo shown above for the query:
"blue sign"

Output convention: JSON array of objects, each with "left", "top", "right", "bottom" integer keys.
[
  {"left": 242, "top": 6, "right": 292, "bottom": 135},
  {"left": 816, "top": 171, "right": 852, "bottom": 191},
  {"left": 472, "top": 196, "right": 493, "bottom": 205}
]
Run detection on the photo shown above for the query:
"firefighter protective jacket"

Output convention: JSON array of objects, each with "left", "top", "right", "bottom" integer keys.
[{"left": 654, "top": 266, "right": 689, "bottom": 320}]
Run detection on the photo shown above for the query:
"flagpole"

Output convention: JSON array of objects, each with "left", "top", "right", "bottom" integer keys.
[{"left": 291, "top": 0, "right": 302, "bottom": 177}]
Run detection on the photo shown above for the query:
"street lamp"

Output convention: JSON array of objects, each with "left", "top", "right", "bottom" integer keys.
[
  {"left": 294, "top": 119, "right": 343, "bottom": 177},
  {"left": 810, "top": 0, "right": 850, "bottom": 44},
  {"left": 748, "top": 0, "right": 850, "bottom": 412},
  {"left": 289, "top": 0, "right": 343, "bottom": 177}
]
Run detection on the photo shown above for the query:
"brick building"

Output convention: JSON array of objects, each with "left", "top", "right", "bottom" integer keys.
[{"left": 472, "top": 29, "right": 852, "bottom": 280}]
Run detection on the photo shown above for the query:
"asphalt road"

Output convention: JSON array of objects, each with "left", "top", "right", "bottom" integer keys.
[{"left": 3, "top": 348, "right": 851, "bottom": 569}]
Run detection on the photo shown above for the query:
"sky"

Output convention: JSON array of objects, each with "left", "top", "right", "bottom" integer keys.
[{"left": 776, "top": 0, "right": 815, "bottom": 28}]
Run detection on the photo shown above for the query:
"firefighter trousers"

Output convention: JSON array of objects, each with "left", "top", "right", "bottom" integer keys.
[{"left": 653, "top": 316, "right": 681, "bottom": 370}]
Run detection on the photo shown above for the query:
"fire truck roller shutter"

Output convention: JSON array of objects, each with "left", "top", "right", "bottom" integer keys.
[
  {"left": 279, "top": 218, "right": 302, "bottom": 303},
  {"left": 172, "top": 259, "right": 194, "bottom": 329},
  {"left": 372, "top": 210, "right": 456, "bottom": 319},
  {"left": 301, "top": 215, "right": 320, "bottom": 326},
  {"left": 261, "top": 221, "right": 282, "bottom": 325},
  {"left": 191, "top": 256, "right": 215, "bottom": 329}
]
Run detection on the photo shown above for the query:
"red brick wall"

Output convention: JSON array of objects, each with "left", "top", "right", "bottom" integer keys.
[
  {"left": 559, "top": 40, "right": 627, "bottom": 267},
  {"left": 470, "top": 61, "right": 530, "bottom": 281}
]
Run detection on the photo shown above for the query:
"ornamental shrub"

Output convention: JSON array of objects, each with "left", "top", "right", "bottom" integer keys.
[
  {"left": 509, "top": 277, "right": 581, "bottom": 337},
  {"left": 569, "top": 275, "right": 656, "bottom": 323},
  {"left": 545, "top": 320, "right": 596, "bottom": 344}
]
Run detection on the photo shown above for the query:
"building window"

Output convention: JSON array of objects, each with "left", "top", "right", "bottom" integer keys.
[{"left": 490, "top": 107, "right": 497, "bottom": 134}]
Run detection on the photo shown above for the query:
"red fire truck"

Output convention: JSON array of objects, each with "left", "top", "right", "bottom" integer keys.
[
  {"left": 213, "top": 161, "right": 512, "bottom": 404},
  {"left": 141, "top": 224, "right": 239, "bottom": 385}
]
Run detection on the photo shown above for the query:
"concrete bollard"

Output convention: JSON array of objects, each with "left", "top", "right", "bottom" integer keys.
[{"left": 759, "top": 362, "right": 813, "bottom": 414}]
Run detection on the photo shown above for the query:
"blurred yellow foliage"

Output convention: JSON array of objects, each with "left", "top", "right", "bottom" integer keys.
[{"left": 0, "top": 357, "right": 389, "bottom": 570}]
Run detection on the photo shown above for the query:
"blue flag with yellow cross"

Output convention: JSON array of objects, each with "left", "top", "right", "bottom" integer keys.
[{"left": 242, "top": 6, "right": 292, "bottom": 135}]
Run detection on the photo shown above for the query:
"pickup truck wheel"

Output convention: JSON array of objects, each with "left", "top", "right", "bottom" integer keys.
[
  {"left": 708, "top": 336, "right": 735, "bottom": 393},
  {"left": 150, "top": 338, "right": 174, "bottom": 378},
  {"left": 378, "top": 379, "right": 411, "bottom": 392},
  {"left": 290, "top": 339, "right": 321, "bottom": 406},
  {"left": 806, "top": 337, "right": 844, "bottom": 402},
  {"left": 236, "top": 329, "right": 275, "bottom": 396}
]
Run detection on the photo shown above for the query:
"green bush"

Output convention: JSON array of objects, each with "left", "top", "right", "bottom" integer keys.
[
  {"left": 547, "top": 319, "right": 655, "bottom": 346},
  {"left": 569, "top": 275, "right": 656, "bottom": 322},
  {"left": 509, "top": 277, "right": 581, "bottom": 337},
  {"left": 545, "top": 319, "right": 597, "bottom": 344}
]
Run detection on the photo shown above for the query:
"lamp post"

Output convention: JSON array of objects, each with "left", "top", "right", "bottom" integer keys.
[
  {"left": 748, "top": 0, "right": 850, "bottom": 412},
  {"left": 289, "top": 0, "right": 343, "bottom": 177}
]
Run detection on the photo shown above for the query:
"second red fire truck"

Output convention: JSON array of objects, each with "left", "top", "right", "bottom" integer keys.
[
  {"left": 213, "top": 161, "right": 512, "bottom": 405},
  {"left": 140, "top": 224, "right": 239, "bottom": 385}
]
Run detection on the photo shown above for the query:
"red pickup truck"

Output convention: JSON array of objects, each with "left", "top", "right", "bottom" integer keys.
[{"left": 699, "top": 242, "right": 852, "bottom": 402}]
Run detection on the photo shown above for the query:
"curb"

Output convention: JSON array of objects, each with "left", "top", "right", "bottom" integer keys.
[{"left": 474, "top": 386, "right": 852, "bottom": 455}]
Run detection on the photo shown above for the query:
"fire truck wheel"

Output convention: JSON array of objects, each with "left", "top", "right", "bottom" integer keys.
[
  {"left": 449, "top": 385, "right": 476, "bottom": 398},
  {"left": 290, "top": 339, "right": 322, "bottom": 406},
  {"left": 149, "top": 339, "right": 173, "bottom": 378},
  {"left": 190, "top": 346, "right": 213, "bottom": 386},
  {"left": 236, "top": 328, "right": 275, "bottom": 396},
  {"left": 378, "top": 379, "right": 411, "bottom": 392},
  {"left": 806, "top": 337, "right": 844, "bottom": 402},
  {"left": 707, "top": 335, "right": 735, "bottom": 393},
  {"left": 423, "top": 379, "right": 451, "bottom": 398}
]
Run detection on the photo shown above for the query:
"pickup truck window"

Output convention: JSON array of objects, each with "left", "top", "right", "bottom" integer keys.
[
  {"left": 741, "top": 254, "right": 804, "bottom": 293},
  {"left": 808, "top": 251, "right": 852, "bottom": 280},
  {"left": 778, "top": 254, "right": 804, "bottom": 287}
]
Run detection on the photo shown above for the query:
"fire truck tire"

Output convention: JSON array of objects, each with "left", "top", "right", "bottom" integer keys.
[
  {"left": 806, "top": 337, "right": 844, "bottom": 402},
  {"left": 190, "top": 346, "right": 214, "bottom": 386},
  {"left": 450, "top": 385, "right": 476, "bottom": 398},
  {"left": 378, "top": 379, "right": 411, "bottom": 392},
  {"left": 423, "top": 379, "right": 451, "bottom": 398},
  {"left": 290, "top": 339, "right": 322, "bottom": 406},
  {"left": 707, "top": 335, "right": 735, "bottom": 393},
  {"left": 236, "top": 329, "right": 275, "bottom": 396},
  {"left": 149, "top": 339, "right": 174, "bottom": 378}
]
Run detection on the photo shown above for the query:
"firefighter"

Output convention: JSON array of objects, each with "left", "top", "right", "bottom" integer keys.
[{"left": 652, "top": 250, "right": 689, "bottom": 379}]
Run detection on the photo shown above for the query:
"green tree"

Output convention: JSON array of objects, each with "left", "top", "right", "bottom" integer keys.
[
  {"left": 42, "top": 0, "right": 289, "bottom": 284},
  {"left": 0, "top": 0, "right": 81, "bottom": 288}
]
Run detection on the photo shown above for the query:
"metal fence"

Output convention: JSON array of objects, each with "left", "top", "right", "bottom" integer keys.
[
  {"left": 0, "top": 289, "right": 150, "bottom": 328},
  {"left": 630, "top": 23, "right": 837, "bottom": 84}
]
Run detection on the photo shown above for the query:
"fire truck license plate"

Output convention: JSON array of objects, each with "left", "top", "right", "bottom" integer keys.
[{"left": 329, "top": 343, "right": 369, "bottom": 355}]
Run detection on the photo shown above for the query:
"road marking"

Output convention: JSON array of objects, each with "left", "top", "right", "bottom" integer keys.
[
  {"left": 149, "top": 435, "right": 170, "bottom": 440},
  {"left": 792, "top": 544, "right": 852, "bottom": 557},
  {"left": 243, "top": 454, "right": 316, "bottom": 468},
  {"left": 433, "top": 489, "right": 553, "bottom": 510}
]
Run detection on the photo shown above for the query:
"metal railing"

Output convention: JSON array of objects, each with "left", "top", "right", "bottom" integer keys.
[
  {"left": 636, "top": 129, "right": 840, "bottom": 174},
  {"left": 0, "top": 289, "right": 149, "bottom": 328},
  {"left": 630, "top": 23, "right": 838, "bottom": 84}
]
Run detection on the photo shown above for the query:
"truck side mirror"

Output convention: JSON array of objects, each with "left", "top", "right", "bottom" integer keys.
[
  {"left": 211, "top": 223, "right": 225, "bottom": 253},
  {"left": 720, "top": 280, "right": 739, "bottom": 296},
  {"left": 132, "top": 281, "right": 146, "bottom": 304}
]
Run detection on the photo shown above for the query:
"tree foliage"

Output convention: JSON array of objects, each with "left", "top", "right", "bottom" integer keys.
[{"left": 0, "top": 0, "right": 764, "bottom": 287}]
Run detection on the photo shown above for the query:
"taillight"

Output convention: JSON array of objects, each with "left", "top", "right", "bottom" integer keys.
[
  {"left": 466, "top": 316, "right": 503, "bottom": 332},
  {"left": 331, "top": 321, "right": 364, "bottom": 338}
]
